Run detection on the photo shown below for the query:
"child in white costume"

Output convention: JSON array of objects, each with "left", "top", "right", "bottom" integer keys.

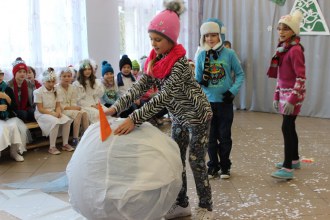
[
  {"left": 56, "top": 67, "right": 89, "bottom": 147},
  {"left": 33, "top": 68, "right": 73, "bottom": 155},
  {"left": 72, "top": 59, "right": 104, "bottom": 123}
]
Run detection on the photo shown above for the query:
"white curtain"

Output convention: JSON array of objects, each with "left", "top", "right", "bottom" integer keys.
[
  {"left": 202, "top": 0, "right": 330, "bottom": 118},
  {"left": 119, "top": 0, "right": 201, "bottom": 62},
  {"left": 0, "top": 0, "right": 88, "bottom": 81}
]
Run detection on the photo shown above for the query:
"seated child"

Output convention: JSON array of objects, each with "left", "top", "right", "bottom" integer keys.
[
  {"left": 131, "top": 60, "right": 141, "bottom": 80},
  {"left": 7, "top": 57, "right": 35, "bottom": 122},
  {"left": 56, "top": 67, "right": 89, "bottom": 147},
  {"left": 0, "top": 68, "right": 28, "bottom": 161},
  {"left": 33, "top": 68, "right": 74, "bottom": 154},
  {"left": 116, "top": 55, "right": 137, "bottom": 118},
  {"left": 100, "top": 61, "right": 119, "bottom": 108},
  {"left": 72, "top": 59, "right": 105, "bottom": 124},
  {"left": 27, "top": 66, "right": 42, "bottom": 89}
]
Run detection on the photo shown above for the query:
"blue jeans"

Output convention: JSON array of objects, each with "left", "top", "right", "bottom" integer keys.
[{"left": 207, "top": 102, "right": 233, "bottom": 171}]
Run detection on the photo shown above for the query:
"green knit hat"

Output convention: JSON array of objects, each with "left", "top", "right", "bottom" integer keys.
[{"left": 131, "top": 60, "right": 140, "bottom": 71}]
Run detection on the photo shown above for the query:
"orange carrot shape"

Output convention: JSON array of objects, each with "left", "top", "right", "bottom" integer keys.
[{"left": 98, "top": 102, "right": 112, "bottom": 141}]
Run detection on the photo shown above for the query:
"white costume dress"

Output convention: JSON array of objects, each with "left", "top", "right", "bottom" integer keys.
[
  {"left": 56, "top": 84, "right": 84, "bottom": 120},
  {"left": 72, "top": 79, "right": 104, "bottom": 123},
  {"left": 67, "top": 118, "right": 182, "bottom": 220},
  {"left": 0, "top": 118, "right": 25, "bottom": 153},
  {"left": 33, "top": 86, "right": 72, "bottom": 136}
]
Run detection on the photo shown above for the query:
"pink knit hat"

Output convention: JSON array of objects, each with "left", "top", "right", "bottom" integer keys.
[{"left": 148, "top": 0, "right": 185, "bottom": 44}]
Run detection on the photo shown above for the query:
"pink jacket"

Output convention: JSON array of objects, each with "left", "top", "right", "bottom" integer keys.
[{"left": 274, "top": 44, "right": 306, "bottom": 115}]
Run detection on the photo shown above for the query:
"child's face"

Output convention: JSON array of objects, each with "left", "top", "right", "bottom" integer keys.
[
  {"left": 15, "top": 69, "right": 27, "bottom": 81},
  {"left": 60, "top": 71, "right": 73, "bottom": 86},
  {"left": 121, "top": 64, "right": 132, "bottom": 75},
  {"left": 149, "top": 32, "right": 174, "bottom": 55},
  {"left": 224, "top": 44, "right": 231, "bottom": 49},
  {"left": 103, "top": 72, "right": 114, "bottom": 83},
  {"left": 132, "top": 69, "right": 139, "bottom": 77},
  {"left": 44, "top": 80, "right": 56, "bottom": 91},
  {"left": 204, "top": 33, "right": 220, "bottom": 48},
  {"left": 27, "top": 68, "right": 35, "bottom": 80},
  {"left": 277, "top": 23, "right": 295, "bottom": 42},
  {"left": 0, "top": 72, "right": 4, "bottom": 83},
  {"left": 83, "top": 65, "right": 93, "bottom": 78}
]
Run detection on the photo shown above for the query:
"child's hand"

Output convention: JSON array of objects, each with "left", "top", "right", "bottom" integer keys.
[
  {"left": 0, "top": 104, "right": 7, "bottom": 111},
  {"left": 114, "top": 117, "right": 135, "bottom": 135},
  {"left": 283, "top": 102, "right": 294, "bottom": 115},
  {"left": 0, "top": 92, "right": 8, "bottom": 99},
  {"left": 134, "top": 99, "right": 141, "bottom": 106},
  {"left": 74, "top": 106, "right": 82, "bottom": 111},
  {"left": 223, "top": 90, "right": 235, "bottom": 104},
  {"left": 50, "top": 111, "right": 60, "bottom": 118},
  {"left": 105, "top": 107, "right": 116, "bottom": 116},
  {"left": 273, "top": 100, "right": 279, "bottom": 111}
]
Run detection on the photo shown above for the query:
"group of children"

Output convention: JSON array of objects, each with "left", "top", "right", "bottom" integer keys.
[
  {"left": 104, "top": 1, "right": 305, "bottom": 219},
  {"left": 0, "top": 53, "right": 150, "bottom": 161},
  {"left": 0, "top": 0, "right": 306, "bottom": 218}
]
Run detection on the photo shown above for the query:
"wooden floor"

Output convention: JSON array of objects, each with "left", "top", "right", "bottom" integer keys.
[{"left": 1, "top": 111, "right": 330, "bottom": 219}]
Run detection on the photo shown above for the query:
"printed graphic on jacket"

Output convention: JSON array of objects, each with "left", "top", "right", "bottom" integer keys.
[{"left": 209, "top": 62, "right": 226, "bottom": 86}]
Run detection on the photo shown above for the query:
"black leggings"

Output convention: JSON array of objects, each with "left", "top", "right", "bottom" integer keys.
[{"left": 282, "top": 115, "right": 299, "bottom": 169}]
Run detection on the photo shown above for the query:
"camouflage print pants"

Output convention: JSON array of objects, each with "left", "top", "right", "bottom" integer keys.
[{"left": 171, "top": 121, "right": 213, "bottom": 210}]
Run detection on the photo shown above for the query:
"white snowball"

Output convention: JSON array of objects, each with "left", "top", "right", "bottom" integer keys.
[{"left": 66, "top": 118, "right": 182, "bottom": 220}]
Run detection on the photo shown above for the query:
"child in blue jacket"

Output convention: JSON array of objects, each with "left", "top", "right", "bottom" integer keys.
[{"left": 195, "top": 18, "right": 245, "bottom": 179}]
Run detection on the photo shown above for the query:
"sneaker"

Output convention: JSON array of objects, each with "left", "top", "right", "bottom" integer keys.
[
  {"left": 165, "top": 203, "right": 191, "bottom": 219},
  {"left": 275, "top": 161, "right": 301, "bottom": 169},
  {"left": 271, "top": 168, "right": 293, "bottom": 180},
  {"left": 10, "top": 152, "right": 24, "bottom": 162},
  {"left": 62, "top": 144, "right": 75, "bottom": 152},
  {"left": 220, "top": 170, "right": 231, "bottom": 179},
  {"left": 207, "top": 167, "right": 220, "bottom": 179},
  {"left": 48, "top": 147, "right": 61, "bottom": 155},
  {"left": 194, "top": 207, "right": 214, "bottom": 220},
  {"left": 71, "top": 138, "right": 79, "bottom": 147}
]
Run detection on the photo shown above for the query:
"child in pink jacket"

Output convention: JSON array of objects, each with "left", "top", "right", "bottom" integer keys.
[{"left": 267, "top": 10, "right": 306, "bottom": 180}]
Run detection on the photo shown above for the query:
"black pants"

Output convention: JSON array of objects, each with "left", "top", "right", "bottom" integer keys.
[
  {"left": 15, "top": 109, "right": 35, "bottom": 122},
  {"left": 207, "top": 102, "right": 233, "bottom": 172},
  {"left": 282, "top": 115, "right": 299, "bottom": 169}
]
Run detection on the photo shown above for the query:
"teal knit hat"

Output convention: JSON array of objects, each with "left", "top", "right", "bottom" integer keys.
[{"left": 102, "top": 61, "right": 114, "bottom": 77}]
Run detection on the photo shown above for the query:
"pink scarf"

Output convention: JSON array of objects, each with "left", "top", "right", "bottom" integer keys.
[{"left": 144, "top": 44, "right": 186, "bottom": 79}]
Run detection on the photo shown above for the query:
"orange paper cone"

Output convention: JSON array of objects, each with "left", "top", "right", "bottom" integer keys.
[{"left": 98, "top": 102, "right": 112, "bottom": 141}]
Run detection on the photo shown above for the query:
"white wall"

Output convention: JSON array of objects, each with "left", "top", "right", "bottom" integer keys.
[{"left": 85, "top": 0, "right": 120, "bottom": 77}]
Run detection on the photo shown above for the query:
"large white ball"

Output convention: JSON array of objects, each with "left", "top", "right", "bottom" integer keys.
[{"left": 66, "top": 118, "right": 182, "bottom": 220}]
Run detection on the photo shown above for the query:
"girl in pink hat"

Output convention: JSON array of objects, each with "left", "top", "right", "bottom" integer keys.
[{"left": 106, "top": 1, "right": 213, "bottom": 219}]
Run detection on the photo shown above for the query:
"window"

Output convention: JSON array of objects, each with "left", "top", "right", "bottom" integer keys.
[{"left": 0, "top": 0, "right": 88, "bottom": 80}]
